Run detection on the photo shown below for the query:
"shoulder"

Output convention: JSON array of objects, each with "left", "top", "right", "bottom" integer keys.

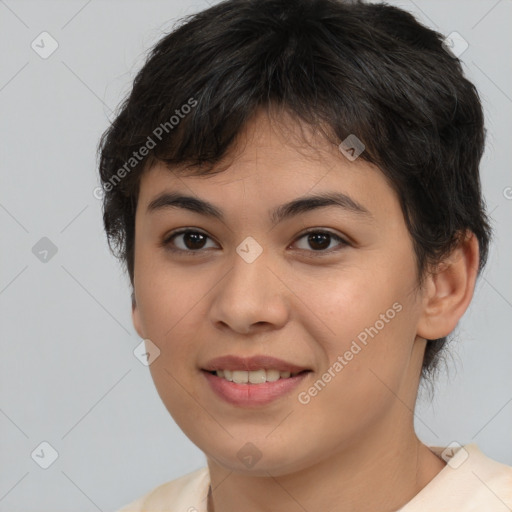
[
  {"left": 402, "top": 443, "right": 512, "bottom": 511},
  {"left": 439, "top": 443, "right": 512, "bottom": 490},
  {"left": 114, "top": 466, "right": 210, "bottom": 512},
  {"left": 461, "top": 444, "right": 512, "bottom": 505}
]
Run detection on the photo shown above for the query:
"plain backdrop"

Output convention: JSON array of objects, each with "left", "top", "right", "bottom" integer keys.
[{"left": 1, "top": 0, "right": 511, "bottom": 510}]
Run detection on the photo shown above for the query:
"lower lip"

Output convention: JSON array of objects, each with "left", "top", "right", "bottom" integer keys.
[{"left": 202, "top": 370, "right": 309, "bottom": 407}]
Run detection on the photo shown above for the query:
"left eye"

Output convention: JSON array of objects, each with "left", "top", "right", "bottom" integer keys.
[
  {"left": 162, "top": 229, "right": 348, "bottom": 254},
  {"left": 292, "top": 230, "right": 348, "bottom": 252}
]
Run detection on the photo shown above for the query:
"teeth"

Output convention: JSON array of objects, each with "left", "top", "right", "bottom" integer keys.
[
  {"left": 232, "top": 370, "right": 248, "bottom": 384},
  {"left": 266, "top": 369, "right": 280, "bottom": 382},
  {"left": 214, "top": 369, "right": 300, "bottom": 383},
  {"left": 249, "top": 369, "right": 266, "bottom": 384}
]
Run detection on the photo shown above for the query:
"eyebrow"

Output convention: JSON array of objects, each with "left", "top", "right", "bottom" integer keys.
[{"left": 146, "top": 191, "right": 372, "bottom": 225}]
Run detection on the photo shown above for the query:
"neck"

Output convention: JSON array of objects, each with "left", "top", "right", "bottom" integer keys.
[{"left": 206, "top": 424, "right": 446, "bottom": 512}]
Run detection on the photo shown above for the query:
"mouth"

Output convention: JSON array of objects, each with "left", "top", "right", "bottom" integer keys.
[
  {"left": 201, "top": 355, "right": 312, "bottom": 406},
  {"left": 204, "top": 368, "right": 310, "bottom": 384},
  {"left": 202, "top": 369, "right": 311, "bottom": 407}
]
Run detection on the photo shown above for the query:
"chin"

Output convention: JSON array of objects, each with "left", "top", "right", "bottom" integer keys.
[{"left": 205, "top": 444, "right": 314, "bottom": 477}]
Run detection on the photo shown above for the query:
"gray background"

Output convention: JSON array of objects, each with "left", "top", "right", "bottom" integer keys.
[{"left": 0, "top": 0, "right": 511, "bottom": 510}]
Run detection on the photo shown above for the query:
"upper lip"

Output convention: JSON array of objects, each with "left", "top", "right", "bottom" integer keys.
[{"left": 202, "top": 355, "right": 310, "bottom": 373}]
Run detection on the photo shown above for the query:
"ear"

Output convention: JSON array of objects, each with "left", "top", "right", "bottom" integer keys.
[
  {"left": 417, "top": 231, "right": 480, "bottom": 340},
  {"left": 131, "top": 289, "right": 145, "bottom": 339}
]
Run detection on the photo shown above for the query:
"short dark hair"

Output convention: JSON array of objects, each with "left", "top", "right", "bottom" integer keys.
[{"left": 98, "top": 0, "right": 491, "bottom": 381}]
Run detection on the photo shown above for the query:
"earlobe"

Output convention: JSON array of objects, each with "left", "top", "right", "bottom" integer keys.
[{"left": 417, "top": 231, "right": 480, "bottom": 340}]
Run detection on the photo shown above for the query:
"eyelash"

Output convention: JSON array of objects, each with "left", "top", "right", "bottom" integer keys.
[{"left": 161, "top": 228, "right": 349, "bottom": 257}]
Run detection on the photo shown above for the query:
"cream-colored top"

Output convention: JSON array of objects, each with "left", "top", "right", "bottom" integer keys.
[{"left": 116, "top": 444, "right": 512, "bottom": 511}]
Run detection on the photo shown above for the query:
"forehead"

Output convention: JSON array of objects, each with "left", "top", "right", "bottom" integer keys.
[{"left": 137, "top": 110, "right": 401, "bottom": 224}]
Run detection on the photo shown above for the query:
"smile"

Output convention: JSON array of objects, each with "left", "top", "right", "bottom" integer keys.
[
  {"left": 210, "top": 369, "right": 304, "bottom": 384},
  {"left": 202, "top": 369, "right": 311, "bottom": 407}
]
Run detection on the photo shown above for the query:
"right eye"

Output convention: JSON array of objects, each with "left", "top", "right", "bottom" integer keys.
[{"left": 161, "top": 229, "right": 219, "bottom": 254}]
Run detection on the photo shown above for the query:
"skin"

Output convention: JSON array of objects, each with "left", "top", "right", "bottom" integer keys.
[{"left": 132, "top": 108, "right": 479, "bottom": 512}]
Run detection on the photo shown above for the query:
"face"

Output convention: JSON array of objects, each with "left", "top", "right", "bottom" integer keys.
[{"left": 132, "top": 110, "right": 428, "bottom": 476}]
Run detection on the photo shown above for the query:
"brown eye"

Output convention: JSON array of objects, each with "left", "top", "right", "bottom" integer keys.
[
  {"left": 293, "top": 230, "right": 348, "bottom": 253},
  {"left": 180, "top": 231, "right": 207, "bottom": 250},
  {"left": 162, "top": 228, "right": 348, "bottom": 256},
  {"left": 306, "top": 232, "right": 330, "bottom": 250},
  {"left": 163, "top": 229, "right": 218, "bottom": 253}
]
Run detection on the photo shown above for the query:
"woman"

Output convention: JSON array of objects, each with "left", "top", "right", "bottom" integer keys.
[{"left": 97, "top": 0, "right": 512, "bottom": 510}]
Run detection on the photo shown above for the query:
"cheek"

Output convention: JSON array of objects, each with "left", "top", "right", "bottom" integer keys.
[
  {"left": 294, "top": 259, "right": 412, "bottom": 352},
  {"left": 294, "top": 307, "right": 418, "bottom": 452},
  {"left": 136, "top": 268, "right": 209, "bottom": 427},
  {"left": 134, "top": 247, "right": 204, "bottom": 338},
  {"left": 298, "top": 257, "right": 420, "bottom": 399},
  {"left": 133, "top": 255, "right": 208, "bottom": 402}
]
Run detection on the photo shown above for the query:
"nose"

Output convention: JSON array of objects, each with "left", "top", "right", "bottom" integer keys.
[{"left": 208, "top": 249, "right": 290, "bottom": 335}]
